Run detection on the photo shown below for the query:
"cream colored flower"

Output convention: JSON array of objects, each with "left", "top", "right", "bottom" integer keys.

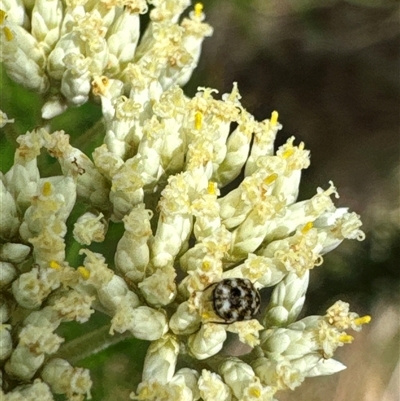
[
  {"left": 198, "top": 370, "right": 232, "bottom": 401},
  {"left": 41, "top": 358, "right": 92, "bottom": 401},
  {"left": 0, "top": 1, "right": 369, "bottom": 399}
]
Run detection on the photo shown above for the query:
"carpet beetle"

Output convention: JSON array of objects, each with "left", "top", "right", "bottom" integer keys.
[{"left": 210, "top": 278, "right": 261, "bottom": 323}]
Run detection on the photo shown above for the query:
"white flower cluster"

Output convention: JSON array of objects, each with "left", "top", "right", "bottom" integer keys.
[
  {"left": 0, "top": 1, "right": 370, "bottom": 400},
  {"left": 0, "top": 0, "right": 212, "bottom": 119}
]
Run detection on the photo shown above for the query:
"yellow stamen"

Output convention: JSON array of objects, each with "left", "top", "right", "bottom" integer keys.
[
  {"left": 264, "top": 173, "right": 278, "bottom": 185},
  {"left": 3, "top": 26, "right": 13, "bottom": 41},
  {"left": 0, "top": 10, "right": 7, "bottom": 24},
  {"left": 78, "top": 266, "right": 90, "bottom": 280},
  {"left": 282, "top": 148, "right": 294, "bottom": 159},
  {"left": 270, "top": 110, "right": 279, "bottom": 126},
  {"left": 208, "top": 181, "right": 216, "bottom": 195},
  {"left": 202, "top": 261, "right": 211, "bottom": 271},
  {"left": 249, "top": 388, "right": 261, "bottom": 397},
  {"left": 301, "top": 222, "right": 314, "bottom": 234},
  {"left": 201, "top": 311, "right": 212, "bottom": 320},
  {"left": 194, "top": 3, "right": 203, "bottom": 17},
  {"left": 355, "top": 315, "right": 371, "bottom": 326},
  {"left": 339, "top": 334, "right": 354, "bottom": 344},
  {"left": 194, "top": 111, "right": 203, "bottom": 130},
  {"left": 42, "top": 181, "right": 52, "bottom": 196},
  {"left": 49, "top": 260, "right": 61, "bottom": 270}
]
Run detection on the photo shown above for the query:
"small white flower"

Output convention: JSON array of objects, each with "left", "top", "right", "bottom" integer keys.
[
  {"left": 263, "top": 271, "right": 310, "bottom": 327},
  {"left": 252, "top": 357, "right": 305, "bottom": 391},
  {"left": 0, "top": 300, "right": 11, "bottom": 324},
  {"left": 139, "top": 265, "right": 177, "bottom": 306},
  {"left": 219, "top": 357, "right": 257, "bottom": 399},
  {"left": 0, "top": 110, "right": 14, "bottom": 128},
  {"left": 0, "top": 325, "right": 12, "bottom": 360},
  {"left": 0, "top": 261, "right": 17, "bottom": 288},
  {"left": 198, "top": 370, "right": 232, "bottom": 401},
  {"left": 0, "top": 179, "right": 19, "bottom": 239},
  {"left": 115, "top": 205, "right": 152, "bottom": 282},
  {"left": 49, "top": 290, "right": 95, "bottom": 323},
  {"left": 169, "top": 301, "right": 202, "bottom": 335},
  {"left": 3, "top": 379, "right": 54, "bottom": 401},
  {"left": 173, "top": 368, "right": 201, "bottom": 400},
  {"left": 73, "top": 212, "right": 106, "bottom": 245},
  {"left": 0, "top": 242, "right": 30, "bottom": 264},
  {"left": 41, "top": 358, "right": 92, "bottom": 400},
  {"left": 187, "top": 323, "right": 227, "bottom": 360},
  {"left": 97, "top": 276, "right": 140, "bottom": 314},
  {"left": 5, "top": 346, "right": 45, "bottom": 381},
  {"left": 142, "top": 334, "right": 180, "bottom": 384},
  {"left": 12, "top": 267, "right": 60, "bottom": 309},
  {"left": 111, "top": 304, "right": 168, "bottom": 341}
]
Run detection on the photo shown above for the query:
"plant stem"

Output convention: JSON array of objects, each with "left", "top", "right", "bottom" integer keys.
[{"left": 55, "top": 324, "right": 132, "bottom": 364}]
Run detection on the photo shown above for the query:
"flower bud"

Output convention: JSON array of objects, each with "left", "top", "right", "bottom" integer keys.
[
  {"left": 142, "top": 334, "right": 179, "bottom": 384},
  {"left": 188, "top": 324, "right": 227, "bottom": 360},
  {"left": 7, "top": 379, "right": 54, "bottom": 400},
  {"left": 198, "top": 370, "right": 232, "bottom": 401},
  {"left": 173, "top": 368, "right": 200, "bottom": 400},
  {"left": 0, "top": 262, "right": 17, "bottom": 287},
  {"left": 97, "top": 275, "right": 139, "bottom": 313},
  {"left": 73, "top": 212, "right": 106, "bottom": 245},
  {"left": 0, "top": 298, "right": 11, "bottom": 323},
  {"left": 139, "top": 266, "right": 177, "bottom": 307},
  {"left": 0, "top": 325, "right": 12, "bottom": 360},
  {"left": 41, "top": 358, "right": 92, "bottom": 399},
  {"left": 169, "top": 301, "right": 202, "bottom": 335},
  {"left": 0, "top": 180, "right": 19, "bottom": 240},
  {"left": 219, "top": 357, "right": 256, "bottom": 399},
  {"left": 263, "top": 271, "right": 309, "bottom": 327},
  {"left": 5, "top": 346, "right": 45, "bottom": 380},
  {"left": 111, "top": 305, "right": 168, "bottom": 341},
  {"left": 0, "top": 242, "right": 31, "bottom": 264}
]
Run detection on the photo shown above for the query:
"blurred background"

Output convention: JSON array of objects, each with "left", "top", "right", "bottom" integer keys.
[{"left": 1, "top": 0, "right": 399, "bottom": 400}]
